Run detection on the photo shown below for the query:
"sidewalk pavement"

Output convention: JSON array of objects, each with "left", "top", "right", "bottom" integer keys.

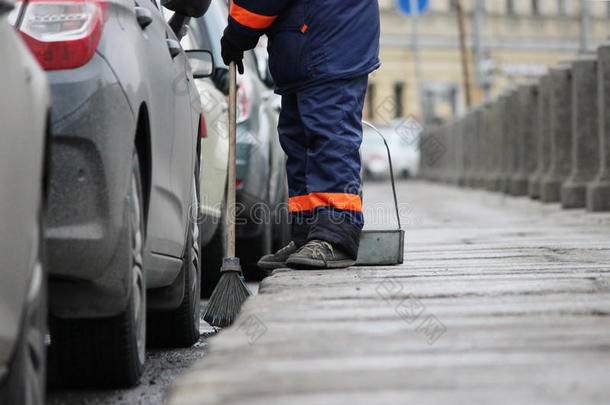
[{"left": 169, "top": 181, "right": 610, "bottom": 405}]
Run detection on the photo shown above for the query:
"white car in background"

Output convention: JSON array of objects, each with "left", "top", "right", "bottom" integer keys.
[
  {"left": 362, "top": 123, "right": 420, "bottom": 180},
  {"left": 0, "top": 0, "right": 50, "bottom": 403}
]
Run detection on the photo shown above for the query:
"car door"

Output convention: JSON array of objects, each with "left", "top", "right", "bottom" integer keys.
[
  {"left": 181, "top": 25, "right": 229, "bottom": 222},
  {"left": 167, "top": 21, "right": 195, "bottom": 249},
  {"left": 0, "top": 4, "right": 48, "bottom": 373},
  {"left": 137, "top": 0, "right": 190, "bottom": 257}
]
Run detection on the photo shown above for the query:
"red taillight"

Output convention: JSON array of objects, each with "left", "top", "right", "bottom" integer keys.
[
  {"left": 236, "top": 180, "right": 242, "bottom": 188},
  {"left": 18, "top": 0, "right": 108, "bottom": 70},
  {"left": 200, "top": 113, "right": 207, "bottom": 138},
  {"left": 236, "top": 75, "right": 252, "bottom": 124}
]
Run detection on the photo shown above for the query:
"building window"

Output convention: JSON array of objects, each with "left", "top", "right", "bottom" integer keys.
[
  {"left": 531, "top": 0, "right": 540, "bottom": 15},
  {"left": 394, "top": 82, "right": 405, "bottom": 118},
  {"left": 449, "top": 0, "right": 457, "bottom": 11},
  {"left": 506, "top": 0, "right": 515, "bottom": 15},
  {"left": 558, "top": 0, "right": 566, "bottom": 16}
]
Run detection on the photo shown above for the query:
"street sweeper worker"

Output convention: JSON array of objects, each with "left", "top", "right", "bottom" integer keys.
[{"left": 221, "top": 0, "right": 380, "bottom": 270}]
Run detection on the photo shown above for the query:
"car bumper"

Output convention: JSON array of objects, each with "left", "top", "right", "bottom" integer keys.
[{"left": 45, "top": 52, "right": 135, "bottom": 284}]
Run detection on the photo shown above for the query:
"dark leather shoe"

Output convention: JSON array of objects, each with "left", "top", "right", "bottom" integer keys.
[
  {"left": 257, "top": 241, "right": 298, "bottom": 270},
  {"left": 286, "top": 240, "right": 356, "bottom": 270}
]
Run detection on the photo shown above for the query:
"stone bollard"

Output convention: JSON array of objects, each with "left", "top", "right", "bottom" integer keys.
[
  {"left": 470, "top": 105, "right": 486, "bottom": 188},
  {"left": 460, "top": 115, "right": 469, "bottom": 187},
  {"left": 420, "top": 124, "right": 446, "bottom": 182},
  {"left": 561, "top": 56, "right": 599, "bottom": 208},
  {"left": 475, "top": 102, "right": 492, "bottom": 188},
  {"left": 502, "top": 89, "right": 520, "bottom": 194},
  {"left": 419, "top": 127, "right": 433, "bottom": 181},
  {"left": 528, "top": 74, "right": 552, "bottom": 199},
  {"left": 417, "top": 128, "right": 428, "bottom": 180},
  {"left": 587, "top": 44, "right": 610, "bottom": 211},
  {"left": 483, "top": 102, "right": 496, "bottom": 191},
  {"left": 485, "top": 96, "right": 504, "bottom": 191},
  {"left": 541, "top": 64, "right": 573, "bottom": 202},
  {"left": 461, "top": 110, "right": 477, "bottom": 187},
  {"left": 463, "top": 111, "right": 474, "bottom": 187},
  {"left": 441, "top": 121, "right": 451, "bottom": 184},
  {"left": 436, "top": 123, "right": 448, "bottom": 182},
  {"left": 452, "top": 118, "right": 464, "bottom": 185},
  {"left": 510, "top": 82, "right": 539, "bottom": 196},
  {"left": 457, "top": 113, "right": 469, "bottom": 187},
  {"left": 441, "top": 120, "right": 454, "bottom": 184}
]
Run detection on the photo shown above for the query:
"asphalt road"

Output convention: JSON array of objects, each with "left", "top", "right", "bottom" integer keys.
[{"left": 47, "top": 283, "right": 259, "bottom": 405}]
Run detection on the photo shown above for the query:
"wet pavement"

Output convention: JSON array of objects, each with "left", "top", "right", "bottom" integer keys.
[
  {"left": 47, "top": 284, "right": 259, "bottom": 405},
  {"left": 167, "top": 180, "right": 610, "bottom": 405}
]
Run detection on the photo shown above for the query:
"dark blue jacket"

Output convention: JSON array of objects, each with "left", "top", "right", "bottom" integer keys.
[{"left": 228, "top": 0, "right": 380, "bottom": 94}]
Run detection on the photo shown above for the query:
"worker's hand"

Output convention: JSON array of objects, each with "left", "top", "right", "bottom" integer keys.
[{"left": 220, "top": 26, "right": 258, "bottom": 74}]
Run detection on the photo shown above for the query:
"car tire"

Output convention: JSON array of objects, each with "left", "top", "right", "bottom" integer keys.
[
  {"left": 147, "top": 177, "right": 201, "bottom": 347},
  {"left": 201, "top": 195, "right": 226, "bottom": 298},
  {"left": 2, "top": 238, "right": 46, "bottom": 405},
  {"left": 47, "top": 151, "right": 146, "bottom": 388}
]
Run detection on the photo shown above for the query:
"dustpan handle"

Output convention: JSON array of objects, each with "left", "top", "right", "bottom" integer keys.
[{"left": 362, "top": 120, "right": 402, "bottom": 231}]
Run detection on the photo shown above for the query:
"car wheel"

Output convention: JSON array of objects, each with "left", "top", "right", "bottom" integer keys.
[
  {"left": 147, "top": 177, "right": 201, "bottom": 347},
  {"left": 201, "top": 195, "right": 226, "bottom": 298},
  {"left": 3, "top": 243, "right": 46, "bottom": 405},
  {"left": 48, "top": 151, "right": 146, "bottom": 388}
]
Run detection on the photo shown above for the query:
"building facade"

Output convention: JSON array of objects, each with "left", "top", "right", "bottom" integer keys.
[{"left": 368, "top": 0, "right": 610, "bottom": 125}]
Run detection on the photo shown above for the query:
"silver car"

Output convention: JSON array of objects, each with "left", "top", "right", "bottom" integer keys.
[
  {"left": 11, "top": 0, "right": 213, "bottom": 387},
  {"left": 0, "top": 1, "right": 50, "bottom": 403}
]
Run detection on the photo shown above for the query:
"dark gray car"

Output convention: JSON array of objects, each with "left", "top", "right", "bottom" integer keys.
[{"left": 12, "top": 0, "right": 212, "bottom": 387}]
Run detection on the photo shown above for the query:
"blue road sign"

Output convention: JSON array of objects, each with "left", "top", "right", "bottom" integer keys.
[{"left": 397, "top": 0, "right": 429, "bottom": 15}]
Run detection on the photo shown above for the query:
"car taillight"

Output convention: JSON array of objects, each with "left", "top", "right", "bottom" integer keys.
[
  {"left": 18, "top": 0, "right": 108, "bottom": 70},
  {"left": 200, "top": 113, "right": 207, "bottom": 138},
  {"left": 236, "top": 75, "right": 252, "bottom": 124}
]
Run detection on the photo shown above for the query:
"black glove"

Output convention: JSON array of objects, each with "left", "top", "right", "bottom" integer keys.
[{"left": 220, "top": 25, "right": 259, "bottom": 74}]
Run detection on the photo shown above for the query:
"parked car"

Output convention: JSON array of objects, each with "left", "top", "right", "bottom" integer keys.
[
  {"left": 186, "top": 1, "right": 290, "bottom": 279},
  {"left": 362, "top": 124, "right": 420, "bottom": 180},
  {"left": 0, "top": 1, "right": 49, "bottom": 402},
  {"left": 11, "top": 0, "right": 213, "bottom": 387}
]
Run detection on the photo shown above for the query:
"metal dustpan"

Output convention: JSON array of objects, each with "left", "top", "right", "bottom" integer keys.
[{"left": 355, "top": 121, "right": 405, "bottom": 266}]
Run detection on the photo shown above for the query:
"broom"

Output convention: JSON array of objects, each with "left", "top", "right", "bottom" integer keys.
[{"left": 203, "top": 53, "right": 251, "bottom": 327}]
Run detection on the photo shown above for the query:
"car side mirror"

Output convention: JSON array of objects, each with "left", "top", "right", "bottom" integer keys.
[
  {"left": 0, "top": 0, "right": 14, "bottom": 15},
  {"left": 186, "top": 50, "right": 214, "bottom": 79}
]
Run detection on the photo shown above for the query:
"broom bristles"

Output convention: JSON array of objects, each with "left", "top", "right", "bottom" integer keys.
[{"left": 203, "top": 270, "right": 251, "bottom": 327}]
